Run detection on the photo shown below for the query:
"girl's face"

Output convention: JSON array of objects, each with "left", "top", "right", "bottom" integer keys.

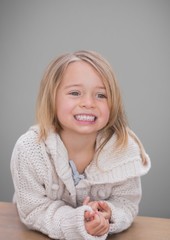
[{"left": 55, "top": 61, "right": 110, "bottom": 137}]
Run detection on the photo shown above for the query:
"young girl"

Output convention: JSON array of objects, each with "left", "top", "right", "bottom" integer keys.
[{"left": 11, "top": 50, "right": 151, "bottom": 240}]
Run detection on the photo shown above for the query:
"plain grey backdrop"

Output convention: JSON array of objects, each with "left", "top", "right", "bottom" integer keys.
[{"left": 0, "top": 0, "right": 170, "bottom": 218}]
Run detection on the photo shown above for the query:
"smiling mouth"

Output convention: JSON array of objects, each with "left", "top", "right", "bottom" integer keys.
[{"left": 74, "top": 114, "right": 97, "bottom": 122}]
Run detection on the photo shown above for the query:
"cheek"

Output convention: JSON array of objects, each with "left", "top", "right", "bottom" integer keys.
[
  {"left": 102, "top": 105, "right": 110, "bottom": 122},
  {"left": 56, "top": 99, "right": 73, "bottom": 117},
  {"left": 105, "top": 111, "right": 110, "bottom": 124},
  {"left": 55, "top": 97, "right": 64, "bottom": 120}
]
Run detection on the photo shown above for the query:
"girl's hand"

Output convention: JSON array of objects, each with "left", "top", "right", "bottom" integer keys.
[
  {"left": 83, "top": 196, "right": 111, "bottom": 221},
  {"left": 84, "top": 211, "right": 109, "bottom": 236},
  {"left": 97, "top": 201, "right": 112, "bottom": 220}
]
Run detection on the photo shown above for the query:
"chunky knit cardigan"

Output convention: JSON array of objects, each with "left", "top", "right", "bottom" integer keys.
[{"left": 11, "top": 126, "right": 151, "bottom": 240}]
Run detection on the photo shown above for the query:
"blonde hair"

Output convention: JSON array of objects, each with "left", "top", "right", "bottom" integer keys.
[{"left": 36, "top": 50, "right": 147, "bottom": 164}]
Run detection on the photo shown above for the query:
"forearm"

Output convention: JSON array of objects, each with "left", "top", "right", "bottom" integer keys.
[
  {"left": 17, "top": 197, "right": 67, "bottom": 239},
  {"left": 106, "top": 177, "right": 142, "bottom": 233},
  {"left": 16, "top": 196, "right": 108, "bottom": 240},
  {"left": 16, "top": 195, "right": 96, "bottom": 240}
]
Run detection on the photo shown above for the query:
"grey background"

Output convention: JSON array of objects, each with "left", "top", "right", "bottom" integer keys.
[{"left": 0, "top": 0, "right": 170, "bottom": 218}]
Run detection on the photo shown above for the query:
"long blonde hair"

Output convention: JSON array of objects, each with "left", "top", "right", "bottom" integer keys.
[{"left": 36, "top": 50, "right": 147, "bottom": 164}]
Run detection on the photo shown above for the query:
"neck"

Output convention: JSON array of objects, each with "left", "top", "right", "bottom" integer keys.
[
  {"left": 59, "top": 130, "right": 97, "bottom": 154},
  {"left": 59, "top": 130, "right": 97, "bottom": 173}
]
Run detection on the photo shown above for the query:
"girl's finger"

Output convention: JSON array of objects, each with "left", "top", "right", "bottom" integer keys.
[
  {"left": 84, "top": 210, "right": 96, "bottom": 222},
  {"left": 83, "top": 196, "right": 90, "bottom": 205},
  {"left": 98, "top": 201, "right": 108, "bottom": 210},
  {"left": 90, "top": 212, "right": 109, "bottom": 236},
  {"left": 88, "top": 201, "right": 99, "bottom": 211}
]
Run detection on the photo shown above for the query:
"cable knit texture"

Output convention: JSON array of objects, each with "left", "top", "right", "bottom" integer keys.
[{"left": 11, "top": 125, "right": 151, "bottom": 239}]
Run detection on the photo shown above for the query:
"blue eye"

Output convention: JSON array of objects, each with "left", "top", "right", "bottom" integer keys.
[
  {"left": 69, "top": 91, "right": 80, "bottom": 96},
  {"left": 96, "top": 93, "right": 107, "bottom": 99}
]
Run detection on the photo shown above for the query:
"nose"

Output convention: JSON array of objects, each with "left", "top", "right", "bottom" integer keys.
[{"left": 80, "top": 94, "right": 95, "bottom": 108}]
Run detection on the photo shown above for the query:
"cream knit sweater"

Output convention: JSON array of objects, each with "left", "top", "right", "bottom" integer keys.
[{"left": 11, "top": 126, "right": 151, "bottom": 240}]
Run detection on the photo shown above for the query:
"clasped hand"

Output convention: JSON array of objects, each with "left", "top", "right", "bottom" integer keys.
[{"left": 83, "top": 196, "right": 111, "bottom": 236}]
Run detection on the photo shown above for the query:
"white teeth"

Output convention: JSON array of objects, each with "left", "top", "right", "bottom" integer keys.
[{"left": 75, "top": 115, "right": 96, "bottom": 121}]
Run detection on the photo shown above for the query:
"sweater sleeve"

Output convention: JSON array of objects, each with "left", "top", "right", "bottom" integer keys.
[
  {"left": 106, "top": 177, "right": 142, "bottom": 234},
  {"left": 10, "top": 136, "right": 107, "bottom": 240}
]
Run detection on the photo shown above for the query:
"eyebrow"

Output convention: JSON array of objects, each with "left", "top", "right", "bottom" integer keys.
[
  {"left": 64, "top": 84, "right": 106, "bottom": 90},
  {"left": 64, "top": 84, "right": 82, "bottom": 89}
]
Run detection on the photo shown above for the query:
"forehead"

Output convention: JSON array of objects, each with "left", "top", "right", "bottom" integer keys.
[
  {"left": 66, "top": 60, "right": 99, "bottom": 75},
  {"left": 61, "top": 60, "right": 104, "bottom": 86}
]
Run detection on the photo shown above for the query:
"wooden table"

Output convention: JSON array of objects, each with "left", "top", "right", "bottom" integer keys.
[{"left": 0, "top": 202, "right": 170, "bottom": 240}]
